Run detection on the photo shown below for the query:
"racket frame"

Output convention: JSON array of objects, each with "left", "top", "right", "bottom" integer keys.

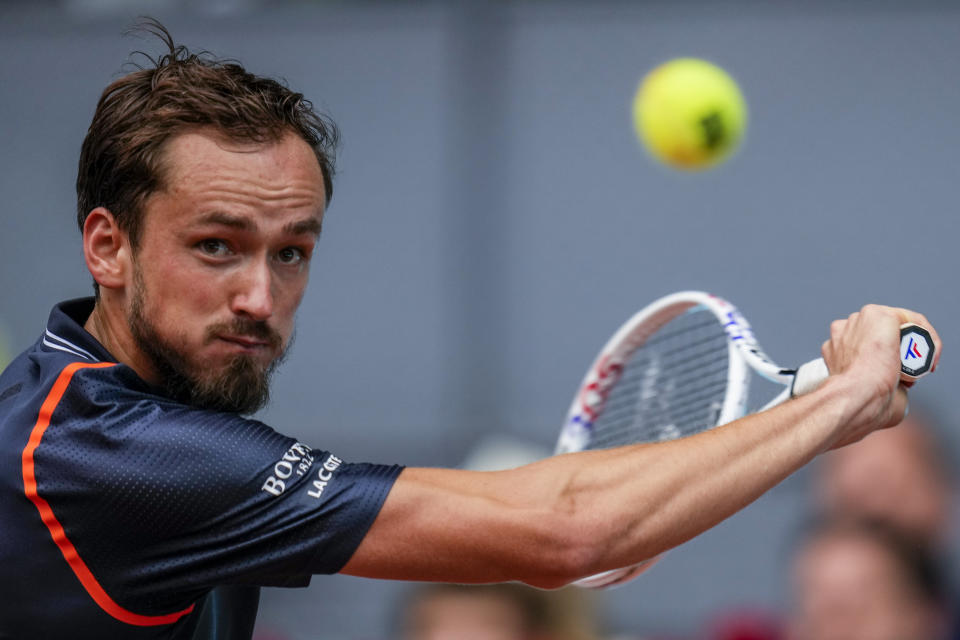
[
  {"left": 555, "top": 291, "right": 930, "bottom": 588},
  {"left": 555, "top": 291, "right": 804, "bottom": 588},
  {"left": 556, "top": 291, "right": 797, "bottom": 455}
]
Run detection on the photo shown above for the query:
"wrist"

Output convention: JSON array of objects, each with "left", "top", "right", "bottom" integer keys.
[{"left": 812, "top": 370, "right": 885, "bottom": 451}]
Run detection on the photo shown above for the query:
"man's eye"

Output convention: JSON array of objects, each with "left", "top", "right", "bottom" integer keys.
[
  {"left": 277, "top": 247, "right": 305, "bottom": 265},
  {"left": 198, "top": 239, "right": 231, "bottom": 257}
]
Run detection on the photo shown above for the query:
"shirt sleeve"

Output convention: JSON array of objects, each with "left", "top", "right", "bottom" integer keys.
[{"left": 32, "top": 364, "right": 403, "bottom": 616}]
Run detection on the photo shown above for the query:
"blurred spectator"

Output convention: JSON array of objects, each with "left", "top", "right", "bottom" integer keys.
[
  {"left": 699, "top": 410, "right": 956, "bottom": 640},
  {"left": 785, "top": 518, "right": 950, "bottom": 640},
  {"left": 814, "top": 411, "right": 954, "bottom": 548},
  {"left": 702, "top": 608, "right": 783, "bottom": 640},
  {"left": 397, "top": 582, "right": 599, "bottom": 640}
]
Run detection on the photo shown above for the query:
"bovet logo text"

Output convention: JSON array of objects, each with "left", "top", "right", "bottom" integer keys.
[{"left": 261, "top": 442, "right": 314, "bottom": 496}]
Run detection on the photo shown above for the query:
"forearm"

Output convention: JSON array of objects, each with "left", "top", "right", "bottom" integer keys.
[
  {"left": 342, "top": 305, "right": 934, "bottom": 586},
  {"left": 343, "top": 373, "right": 866, "bottom": 587},
  {"left": 558, "top": 373, "right": 860, "bottom": 574}
]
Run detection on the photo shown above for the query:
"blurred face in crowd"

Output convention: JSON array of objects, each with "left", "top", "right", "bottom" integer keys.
[
  {"left": 816, "top": 416, "right": 950, "bottom": 546},
  {"left": 787, "top": 529, "right": 945, "bottom": 640},
  {"left": 403, "top": 590, "right": 534, "bottom": 640}
]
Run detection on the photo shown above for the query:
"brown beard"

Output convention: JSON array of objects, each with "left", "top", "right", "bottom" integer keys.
[{"left": 127, "top": 269, "right": 287, "bottom": 415}]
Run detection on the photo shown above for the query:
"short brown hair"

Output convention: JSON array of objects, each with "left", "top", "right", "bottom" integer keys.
[{"left": 76, "top": 18, "right": 339, "bottom": 248}]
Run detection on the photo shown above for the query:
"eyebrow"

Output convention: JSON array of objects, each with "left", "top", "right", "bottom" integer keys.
[
  {"left": 284, "top": 218, "right": 323, "bottom": 237},
  {"left": 195, "top": 212, "right": 322, "bottom": 237},
  {"left": 196, "top": 211, "right": 254, "bottom": 231}
]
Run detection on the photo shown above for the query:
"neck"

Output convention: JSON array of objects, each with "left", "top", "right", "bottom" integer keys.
[{"left": 84, "top": 297, "right": 160, "bottom": 385}]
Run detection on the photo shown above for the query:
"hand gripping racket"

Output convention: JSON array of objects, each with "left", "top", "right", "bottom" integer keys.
[{"left": 555, "top": 291, "right": 934, "bottom": 588}]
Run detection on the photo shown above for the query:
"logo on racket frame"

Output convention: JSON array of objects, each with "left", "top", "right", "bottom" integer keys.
[
  {"left": 576, "top": 353, "right": 626, "bottom": 427},
  {"left": 719, "top": 307, "right": 782, "bottom": 371}
]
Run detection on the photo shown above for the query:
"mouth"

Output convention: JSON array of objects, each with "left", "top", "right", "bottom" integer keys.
[{"left": 217, "top": 335, "right": 275, "bottom": 352}]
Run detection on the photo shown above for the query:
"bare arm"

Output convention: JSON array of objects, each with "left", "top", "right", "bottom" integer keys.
[{"left": 341, "top": 305, "right": 940, "bottom": 588}]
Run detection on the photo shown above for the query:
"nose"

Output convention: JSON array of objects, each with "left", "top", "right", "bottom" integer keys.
[{"left": 231, "top": 258, "right": 274, "bottom": 321}]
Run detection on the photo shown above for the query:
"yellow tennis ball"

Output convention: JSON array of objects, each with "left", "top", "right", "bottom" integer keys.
[{"left": 633, "top": 58, "right": 747, "bottom": 170}]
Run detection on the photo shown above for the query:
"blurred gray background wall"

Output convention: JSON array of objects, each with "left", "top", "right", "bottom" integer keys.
[{"left": 2, "top": 1, "right": 959, "bottom": 638}]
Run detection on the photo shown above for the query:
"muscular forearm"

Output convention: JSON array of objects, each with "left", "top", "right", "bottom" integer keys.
[
  {"left": 551, "top": 373, "right": 861, "bottom": 577},
  {"left": 342, "top": 305, "right": 935, "bottom": 586},
  {"left": 343, "top": 373, "right": 869, "bottom": 587}
]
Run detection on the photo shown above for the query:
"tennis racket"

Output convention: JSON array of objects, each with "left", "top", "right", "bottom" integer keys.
[{"left": 555, "top": 291, "right": 934, "bottom": 588}]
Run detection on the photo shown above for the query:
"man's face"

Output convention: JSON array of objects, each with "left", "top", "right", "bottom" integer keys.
[{"left": 126, "top": 129, "right": 325, "bottom": 414}]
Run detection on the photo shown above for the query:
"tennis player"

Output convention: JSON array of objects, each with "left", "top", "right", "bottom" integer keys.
[{"left": 0, "top": 21, "right": 941, "bottom": 639}]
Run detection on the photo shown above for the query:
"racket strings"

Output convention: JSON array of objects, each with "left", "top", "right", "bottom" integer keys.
[
  {"left": 600, "top": 352, "right": 728, "bottom": 426},
  {"left": 638, "top": 318, "right": 720, "bottom": 350},
  {"left": 620, "top": 344, "right": 729, "bottom": 388},
  {"left": 588, "top": 309, "right": 730, "bottom": 449},
  {"left": 602, "top": 372, "right": 728, "bottom": 428},
  {"left": 603, "top": 338, "right": 728, "bottom": 417},
  {"left": 595, "top": 377, "right": 728, "bottom": 446}
]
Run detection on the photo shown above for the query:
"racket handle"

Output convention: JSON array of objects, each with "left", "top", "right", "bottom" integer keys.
[
  {"left": 791, "top": 358, "right": 829, "bottom": 397},
  {"left": 791, "top": 323, "right": 936, "bottom": 399},
  {"left": 900, "top": 323, "right": 935, "bottom": 380}
]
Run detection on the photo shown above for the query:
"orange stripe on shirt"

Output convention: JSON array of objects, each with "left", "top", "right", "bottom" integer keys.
[{"left": 22, "top": 361, "right": 195, "bottom": 626}]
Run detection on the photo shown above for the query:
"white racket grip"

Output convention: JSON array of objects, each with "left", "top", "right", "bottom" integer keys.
[{"left": 791, "top": 358, "right": 829, "bottom": 398}]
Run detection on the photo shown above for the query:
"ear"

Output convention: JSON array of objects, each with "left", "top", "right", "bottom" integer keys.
[{"left": 82, "top": 207, "right": 131, "bottom": 291}]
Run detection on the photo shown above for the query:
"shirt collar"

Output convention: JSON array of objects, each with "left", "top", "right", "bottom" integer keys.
[{"left": 43, "top": 298, "right": 115, "bottom": 363}]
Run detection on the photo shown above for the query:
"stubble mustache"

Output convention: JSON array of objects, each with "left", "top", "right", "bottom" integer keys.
[{"left": 204, "top": 317, "right": 284, "bottom": 352}]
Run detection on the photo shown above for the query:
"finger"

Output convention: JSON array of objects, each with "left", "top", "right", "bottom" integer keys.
[
  {"left": 829, "top": 318, "right": 847, "bottom": 342},
  {"left": 821, "top": 339, "right": 832, "bottom": 364}
]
